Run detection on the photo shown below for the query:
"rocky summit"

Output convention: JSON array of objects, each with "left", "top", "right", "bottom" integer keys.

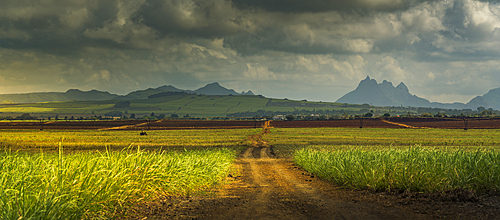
[{"left": 336, "top": 76, "right": 496, "bottom": 110}]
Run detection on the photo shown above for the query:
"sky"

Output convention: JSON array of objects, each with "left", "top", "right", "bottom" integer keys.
[{"left": 0, "top": 0, "right": 499, "bottom": 103}]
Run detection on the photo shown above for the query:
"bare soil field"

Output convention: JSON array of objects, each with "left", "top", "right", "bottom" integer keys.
[
  {"left": 386, "top": 117, "right": 500, "bottom": 129},
  {"left": 1, "top": 117, "right": 499, "bottom": 130},
  {"left": 127, "top": 123, "right": 500, "bottom": 219},
  {"left": 270, "top": 119, "right": 401, "bottom": 128},
  {"left": 0, "top": 119, "right": 264, "bottom": 130}
]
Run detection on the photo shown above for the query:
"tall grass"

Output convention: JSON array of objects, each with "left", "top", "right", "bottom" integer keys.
[
  {"left": 294, "top": 147, "right": 500, "bottom": 193},
  {"left": 0, "top": 147, "right": 235, "bottom": 219}
]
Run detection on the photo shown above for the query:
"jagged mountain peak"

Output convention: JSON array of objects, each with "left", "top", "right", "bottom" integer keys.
[
  {"left": 396, "top": 82, "right": 409, "bottom": 93},
  {"left": 337, "top": 77, "right": 434, "bottom": 108},
  {"left": 381, "top": 80, "right": 393, "bottom": 86}
]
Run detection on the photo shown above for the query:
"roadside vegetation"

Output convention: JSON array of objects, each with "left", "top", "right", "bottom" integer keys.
[
  {"left": 265, "top": 127, "right": 500, "bottom": 193},
  {"left": 265, "top": 127, "right": 500, "bottom": 158},
  {"left": 0, "top": 128, "right": 259, "bottom": 219},
  {"left": 0, "top": 146, "right": 236, "bottom": 219},
  {"left": 294, "top": 147, "right": 500, "bottom": 193}
]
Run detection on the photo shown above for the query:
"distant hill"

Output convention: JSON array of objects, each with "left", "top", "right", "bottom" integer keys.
[
  {"left": 194, "top": 82, "right": 253, "bottom": 96},
  {"left": 0, "top": 82, "right": 255, "bottom": 103},
  {"left": 0, "top": 89, "right": 118, "bottom": 103},
  {"left": 157, "top": 85, "right": 193, "bottom": 93},
  {"left": 115, "top": 82, "right": 253, "bottom": 101},
  {"left": 337, "top": 76, "right": 469, "bottom": 109},
  {"left": 466, "top": 88, "right": 500, "bottom": 110},
  {"left": 113, "top": 88, "right": 168, "bottom": 100}
]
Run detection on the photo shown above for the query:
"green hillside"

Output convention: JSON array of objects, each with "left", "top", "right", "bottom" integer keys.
[
  {"left": 0, "top": 89, "right": 118, "bottom": 103},
  {"left": 0, "top": 93, "right": 413, "bottom": 119}
]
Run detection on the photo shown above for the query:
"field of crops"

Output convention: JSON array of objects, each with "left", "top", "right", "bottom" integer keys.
[
  {"left": 0, "top": 148, "right": 235, "bottom": 219},
  {"left": 264, "top": 127, "right": 500, "bottom": 158},
  {"left": 3, "top": 123, "right": 500, "bottom": 219},
  {"left": 0, "top": 129, "right": 258, "bottom": 152},
  {"left": 0, "top": 128, "right": 259, "bottom": 219},
  {"left": 264, "top": 127, "right": 500, "bottom": 193}
]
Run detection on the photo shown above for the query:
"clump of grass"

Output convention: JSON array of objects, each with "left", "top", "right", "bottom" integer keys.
[
  {"left": 0, "top": 146, "right": 235, "bottom": 219},
  {"left": 294, "top": 147, "right": 500, "bottom": 193}
]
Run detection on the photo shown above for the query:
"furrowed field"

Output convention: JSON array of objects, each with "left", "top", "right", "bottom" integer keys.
[
  {"left": 264, "top": 127, "right": 500, "bottom": 193},
  {"left": 1, "top": 129, "right": 260, "bottom": 219}
]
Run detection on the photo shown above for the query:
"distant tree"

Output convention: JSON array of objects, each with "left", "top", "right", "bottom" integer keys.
[
  {"left": 285, "top": 115, "right": 294, "bottom": 121},
  {"left": 434, "top": 112, "right": 447, "bottom": 117},
  {"left": 150, "top": 112, "right": 155, "bottom": 117},
  {"left": 363, "top": 112, "right": 373, "bottom": 117},
  {"left": 16, "top": 113, "right": 36, "bottom": 120},
  {"left": 421, "top": 113, "right": 433, "bottom": 117},
  {"left": 183, "top": 114, "right": 191, "bottom": 118},
  {"left": 477, "top": 106, "right": 486, "bottom": 112},
  {"left": 64, "top": 116, "right": 68, "bottom": 120},
  {"left": 156, "top": 114, "right": 166, "bottom": 119},
  {"left": 342, "top": 112, "right": 349, "bottom": 119},
  {"left": 130, "top": 113, "right": 136, "bottom": 119},
  {"left": 382, "top": 113, "right": 391, "bottom": 117},
  {"left": 170, "top": 114, "right": 179, "bottom": 118},
  {"left": 91, "top": 110, "right": 94, "bottom": 114},
  {"left": 70, "top": 116, "right": 74, "bottom": 120}
]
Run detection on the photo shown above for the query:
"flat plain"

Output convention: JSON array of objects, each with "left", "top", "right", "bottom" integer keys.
[{"left": 2, "top": 119, "right": 500, "bottom": 219}]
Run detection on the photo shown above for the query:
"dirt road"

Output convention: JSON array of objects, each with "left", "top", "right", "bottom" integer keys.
[{"left": 131, "top": 123, "right": 500, "bottom": 219}]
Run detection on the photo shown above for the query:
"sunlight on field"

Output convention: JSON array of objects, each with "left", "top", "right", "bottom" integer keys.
[
  {"left": 265, "top": 127, "right": 500, "bottom": 158},
  {"left": 0, "top": 107, "right": 55, "bottom": 113},
  {"left": 0, "top": 148, "right": 235, "bottom": 219},
  {"left": 0, "top": 129, "right": 259, "bottom": 152},
  {"left": 294, "top": 147, "right": 500, "bottom": 193},
  {"left": 266, "top": 127, "right": 500, "bottom": 193}
]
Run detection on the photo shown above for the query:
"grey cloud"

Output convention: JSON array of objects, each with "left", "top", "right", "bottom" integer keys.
[
  {"left": 0, "top": 0, "right": 122, "bottom": 55},
  {"left": 231, "top": 0, "right": 438, "bottom": 13},
  {"left": 1, "top": 0, "right": 500, "bottom": 104},
  {"left": 132, "top": 0, "right": 248, "bottom": 38}
]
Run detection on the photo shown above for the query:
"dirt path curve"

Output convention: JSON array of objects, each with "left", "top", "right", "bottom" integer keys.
[
  {"left": 380, "top": 119, "right": 427, "bottom": 129},
  {"left": 98, "top": 120, "right": 162, "bottom": 131},
  {"left": 132, "top": 122, "right": 433, "bottom": 220}
]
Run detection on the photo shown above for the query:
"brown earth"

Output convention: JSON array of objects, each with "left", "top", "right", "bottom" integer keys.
[
  {"left": 125, "top": 122, "right": 500, "bottom": 220},
  {"left": 1, "top": 118, "right": 499, "bottom": 130},
  {"left": 0, "top": 119, "right": 264, "bottom": 130}
]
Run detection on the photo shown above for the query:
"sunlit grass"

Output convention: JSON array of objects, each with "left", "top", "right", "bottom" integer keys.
[
  {"left": 294, "top": 147, "right": 500, "bottom": 193},
  {"left": 0, "top": 146, "right": 235, "bottom": 219},
  {"left": 265, "top": 128, "right": 500, "bottom": 158}
]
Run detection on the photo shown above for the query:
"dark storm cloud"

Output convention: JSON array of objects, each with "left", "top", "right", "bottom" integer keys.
[
  {"left": 231, "top": 0, "right": 436, "bottom": 13},
  {"left": 132, "top": 0, "right": 246, "bottom": 38},
  {"left": 0, "top": 0, "right": 123, "bottom": 55}
]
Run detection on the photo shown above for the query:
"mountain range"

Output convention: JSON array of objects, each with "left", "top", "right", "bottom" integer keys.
[
  {"left": 337, "top": 76, "right": 500, "bottom": 110},
  {"left": 0, "top": 82, "right": 254, "bottom": 104},
  {"left": 2, "top": 77, "right": 499, "bottom": 111}
]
